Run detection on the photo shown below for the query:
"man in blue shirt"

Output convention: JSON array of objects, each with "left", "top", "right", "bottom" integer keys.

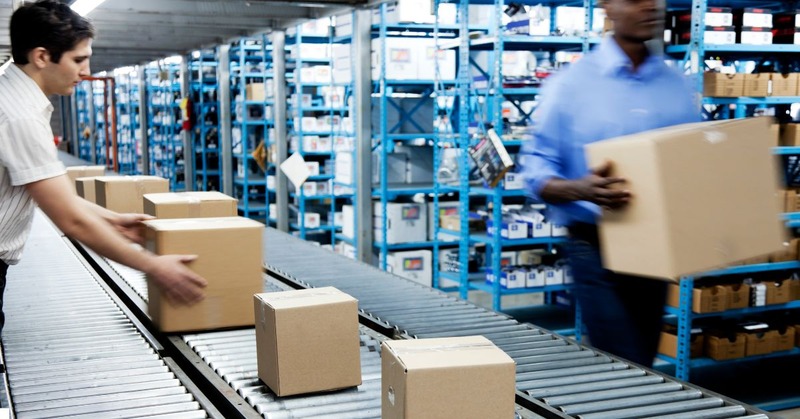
[{"left": 519, "top": 0, "right": 699, "bottom": 366}]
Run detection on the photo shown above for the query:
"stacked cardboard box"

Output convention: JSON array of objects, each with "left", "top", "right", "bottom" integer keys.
[
  {"left": 144, "top": 191, "right": 238, "bottom": 219},
  {"left": 95, "top": 176, "right": 169, "bottom": 214},
  {"left": 143, "top": 217, "right": 264, "bottom": 332},
  {"left": 66, "top": 165, "right": 105, "bottom": 185}
]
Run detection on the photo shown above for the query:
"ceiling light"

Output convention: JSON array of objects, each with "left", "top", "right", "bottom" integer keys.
[{"left": 70, "top": 0, "right": 106, "bottom": 17}]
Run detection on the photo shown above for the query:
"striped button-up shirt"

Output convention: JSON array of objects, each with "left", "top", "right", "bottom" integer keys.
[{"left": 0, "top": 64, "right": 65, "bottom": 264}]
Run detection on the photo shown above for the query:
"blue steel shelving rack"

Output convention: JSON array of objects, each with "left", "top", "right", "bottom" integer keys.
[
  {"left": 230, "top": 35, "right": 274, "bottom": 222},
  {"left": 144, "top": 60, "right": 185, "bottom": 190},
  {"left": 74, "top": 81, "right": 93, "bottom": 162},
  {"left": 661, "top": 1, "right": 800, "bottom": 409},
  {"left": 435, "top": 0, "right": 597, "bottom": 324},
  {"left": 188, "top": 49, "right": 221, "bottom": 191},
  {"left": 330, "top": 11, "right": 360, "bottom": 256},
  {"left": 370, "top": 4, "right": 465, "bottom": 274},
  {"left": 114, "top": 68, "right": 141, "bottom": 175},
  {"left": 286, "top": 18, "right": 350, "bottom": 244},
  {"left": 91, "top": 79, "right": 110, "bottom": 167}
]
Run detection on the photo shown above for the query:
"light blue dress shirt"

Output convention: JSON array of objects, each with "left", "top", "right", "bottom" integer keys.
[{"left": 519, "top": 36, "right": 700, "bottom": 226}]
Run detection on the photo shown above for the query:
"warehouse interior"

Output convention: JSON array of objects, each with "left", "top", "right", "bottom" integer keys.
[{"left": 0, "top": 0, "right": 799, "bottom": 418}]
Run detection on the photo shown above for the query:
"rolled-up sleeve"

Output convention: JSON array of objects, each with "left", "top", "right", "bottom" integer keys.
[
  {"left": 0, "top": 118, "right": 65, "bottom": 186},
  {"left": 519, "top": 79, "right": 568, "bottom": 201}
]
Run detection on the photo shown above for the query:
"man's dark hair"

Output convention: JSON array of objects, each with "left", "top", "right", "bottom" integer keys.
[{"left": 10, "top": 0, "right": 95, "bottom": 65}]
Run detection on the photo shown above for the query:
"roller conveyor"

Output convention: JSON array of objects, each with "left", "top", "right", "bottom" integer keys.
[
  {"left": 2, "top": 213, "right": 213, "bottom": 419},
  {"left": 16, "top": 201, "right": 775, "bottom": 418},
  {"left": 260, "top": 228, "right": 774, "bottom": 419}
]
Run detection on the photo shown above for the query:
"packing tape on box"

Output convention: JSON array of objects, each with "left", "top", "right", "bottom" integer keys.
[
  {"left": 258, "top": 289, "right": 343, "bottom": 302},
  {"left": 186, "top": 197, "right": 202, "bottom": 218},
  {"left": 391, "top": 341, "right": 496, "bottom": 355}
]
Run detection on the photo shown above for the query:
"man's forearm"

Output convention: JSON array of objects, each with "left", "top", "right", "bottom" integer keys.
[{"left": 540, "top": 178, "right": 585, "bottom": 204}]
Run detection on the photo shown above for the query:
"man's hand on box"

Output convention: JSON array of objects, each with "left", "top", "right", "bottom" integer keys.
[
  {"left": 114, "top": 213, "right": 154, "bottom": 245},
  {"left": 576, "top": 161, "right": 631, "bottom": 210},
  {"left": 149, "top": 255, "right": 208, "bottom": 305}
]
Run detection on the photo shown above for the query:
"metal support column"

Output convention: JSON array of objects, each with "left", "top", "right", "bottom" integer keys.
[
  {"left": 218, "top": 44, "right": 233, "bottom": 196},
  {"left": 70, "top": 92, "right": 80, "bottom": 157},
  {"left": 273, "top": 31, "right": 289, "bottom": 232},
  {"left": 354, "top": 9, "right": 373, "bottom": 264},
  {"left": 180, "top": 59, "right": 194, "bottom": 190},
  {"left": 138, "top": 67, "right": 150, "bottom": 175}
]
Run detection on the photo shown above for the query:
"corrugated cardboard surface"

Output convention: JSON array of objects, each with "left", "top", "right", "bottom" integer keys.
[
  {"left": 144, "top": 217, "right": 264, "bottom": 332},
  {"left": 96, "top": 176, "right": 169, "bottom": 214},
  {"left": 254, "top": 287, "right": 361, "bottom": 396},
  {"left": 66, "top": 165, "right": 105, "bottom": 185},
  {"left": 144, "top": 191, "right": 238, "bottom": 219},
  {"left": 586, "top": 117, "right": 785, "bottom": 280},
  {"left": 381, "top": 336, "right": 516, "bottom": 419},
  {"left": 75, "top": 177, "right": 98, "bottom": 203},
  {"left": 706, "top": 333, "right": 746, "bottom": 360}
]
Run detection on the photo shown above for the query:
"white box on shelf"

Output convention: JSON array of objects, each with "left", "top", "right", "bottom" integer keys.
[
  {"left": 335, "top": 152, "right": 354, "bottom": 185},
  {"left": 415, "top": 38, "right": 456, "bottom": 81},
  {"left": 305, "top": 161, "right": 320, "bottom": 177},
  {"left": 371, "top": 38, "right": 418, "bottom": 80},
  {"left": 501, "top": 270, "right": 525, "bottom": 289},
  {"left": 552, "top": 224, "right": 568, "bottom": 237},
  {"left": 526, "top": 268, "right": 546, "bottom": 288},
  {"left": 544, "top": 267, "right": 564, "bottom": 286},
  {"left": 373, "top": 0, "right": 435, "bottom": 24},
  {"left": 373, "top": 202, "right": 427, "bottom": 244},
  {"left": 267, "top": 175, "right": 276, "bottom": 190},
  {"left": 739, "top": 28, "right": 772, "bottom": 45},
  {"left": 386, "top": 250, "right": 433, "bottom": 287},
  {"left": 503, "top": 172, "right": 524, "bottom": 190},
  {"left": 334, "top": 13, "right": 353, "bottom": 38},
  {"left": 297, "top": 212, "right": 321, "bottom": 229},
  {"left": 342, "top": 205, "right": 354, "bottom": 239}
]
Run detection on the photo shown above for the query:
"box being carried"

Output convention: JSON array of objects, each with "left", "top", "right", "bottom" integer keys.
[
  {"left": 381, "top": 336, "right": 516, "bottom": 419},
  {"left": 143, "top": 217, "right": 264, "bottom": 332},
  {"left": 143, "top": 191, "right": 237, "bottom": 219},
  {"left": 95, "top": 176, "right": 169, "bottom": 214},
  {"left": 585, "top": 117, "right": 785, "bottom": 280},
  {"left": 254, "top": 287, "right": 361, "bottom": 396}
]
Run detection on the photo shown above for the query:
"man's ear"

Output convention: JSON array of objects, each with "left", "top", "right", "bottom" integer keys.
[
  {"left": 28, "top": 47, "right": 51, "bottom": 69},
  {"left": 602, "top": 0, "right": 617, "bottom": 22}
]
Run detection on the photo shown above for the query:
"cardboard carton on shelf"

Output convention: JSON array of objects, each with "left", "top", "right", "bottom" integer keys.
[
  {"left": 741, "top": 323, "right": 777, "bottom": 357},
  {"left": 771, "top": 73, "right": 799, "bottom": 96},
  {"left": 743, "top": 73, "right": 769, "bottom": 96},
  {"left": 764, "top": 279, "right": 792, "bottom": 305},
  {"left": 667, "top": 284, "right": 728, "bottom": 313},
  {"left": 585, "top": 117, "right": 785, "bottom": 280},
  {"left": 705, "top": 331, "right": 747, "bottom": 361},
  {"left": 658, "top": 326, "right": 704, "bottom": 358},
  {"left": 381, "top": 336, "right": 516, "bottom": 419},
  {"left": 143, "top": 191, "right": 237, "bottom": 219},
  {"left": 254, "top": 287, "right": 361, "bottom": 397},
  {"left": 95, "top": 176, "right": 169, "bottom": 214},
  {"left": 774, "top": 326, "right": 796, "bottom": 352},
  {"left": 143, "top": 216, "right": 264, "bottom": 333},
  {"left": 703, "top": 72, "right": 744, "bottom": 97},
  {"left": 726, "top": 283, "right": 751, "bottom": 309}
]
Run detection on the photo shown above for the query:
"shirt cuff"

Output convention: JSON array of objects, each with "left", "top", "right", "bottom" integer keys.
[{"left": 9, "top": 161, "right": 66, "bottom": 186}]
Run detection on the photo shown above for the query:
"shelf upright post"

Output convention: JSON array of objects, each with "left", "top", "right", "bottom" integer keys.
[
  {"left": 70, "top": 92, "right": 79, "bottom": 157},
  {"left": 490, "top": 0, "right": 504, "bottom": 311},
  {"left": 458, "top": 0, "right": 470, "bottom": 300},
  {"left": 690, "top": 0, "right": 707, "bottom": 101},
  {"left": 676, "top": 276, "right": 696, "bottom": 381},
  {"left": 218, "top": 44, "right": 233, "bottom": 196},
  {"left": 379, "top": 3, "right": 389, "bottom": 270},
  {"left": 181, "top": 59, "right": 194, "bottom": 190},
  {"left": 433, "top": 0, "right": 442, "bottom": 289},
  {"left": 274, "top": 30, "right": 290, "bottom": 232},
  {"left": 355, "top": 9, "right": 373, "bottom": 263},
  {"left": 138, "top": 66, "right": 149, "bottom": 175}
]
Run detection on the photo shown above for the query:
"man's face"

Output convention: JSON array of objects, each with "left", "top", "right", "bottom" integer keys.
[
  {"left": 42, "top": 38, "right": 92, "bottom": 96},
  {"left": 605, "top": 0, "right": 661, "bottom": 43}
]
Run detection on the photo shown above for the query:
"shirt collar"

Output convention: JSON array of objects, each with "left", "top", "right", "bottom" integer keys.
[
  {"left": 596, "top": 35, "right": 665, "bottom": 80},
  {"left": 5, "top": 64, "right": 54, "bottom": 115}
]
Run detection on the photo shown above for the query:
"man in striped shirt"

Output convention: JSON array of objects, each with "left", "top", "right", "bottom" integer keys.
[{"left": 0, "top": 0, "right": 207, "bottom": 334}]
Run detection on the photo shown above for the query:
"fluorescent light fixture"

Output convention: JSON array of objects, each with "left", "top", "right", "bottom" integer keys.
[{"left": 70, "top": 0, "right": 106, "bottom": 17}]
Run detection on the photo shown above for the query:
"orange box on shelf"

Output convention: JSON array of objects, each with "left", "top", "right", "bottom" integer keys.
[
  {"left": 667, "top": 284, "right": 728, "bottom": 313},
  {"left": 780, "top": 124, "right": 800, "bottom": 146},
  {"left": 704, "top": 72, "right": 744, "bottom": 97},
  {"left": 774, "top": 326, "right": 796, "bottom": 352},
  {"left": 744, "top": 73, "right": 770, "bottom": 96},
  {"left": 726, "top": 283, "right": 751, "bottom": 309},
  {"left": 744, "top": 330, "right": 777, "bottom": 356},
  {"left": 771, "top": 73, "right": 799, "bottom": 96},
  {"left": 764, "top": 279, "right": 792, "bottom": 305},
  {"left": 705, "top": 332, "right": 747, "bottom": 361},
  {"left": 658, "top": 327, "right": 704, "bottom": 358}
]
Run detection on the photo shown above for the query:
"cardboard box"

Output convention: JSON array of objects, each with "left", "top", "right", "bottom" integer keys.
[
  {"left": 744, "top": 330, "right": 777, "bottom": 356},
  {"left": 703, "top": 72, "right": 744, "bottom": 97},
  {"left": 726, "top": 283, "right": 751, "bottom": 309},
  {"left": 774, "top": 326, "right": 796, "bottom": 352},
  {"left": 781, "top": 124, "right": 800, "bottom": 146},
  {"left": 95, "top": 176, "right": 169, "bottom": 214},
  {"left": 770, "top": 124, "right": 780, "bottom": 147},
  {"left": 246, "top": 83, "right": 266, "bottom": 101},
  {"left": 772, "top": 73, "right": 799, "bottom": 96},
  {"left": 705, "top": 332, "right": 746, "bottom": 360},
  {"left": 381, "top": 336, "right": 515, "bottom": 419},
  {"left": 428, "top": 202, "right": 459, "bottom": 241},
  {"left": 386, "top": 250, "right": 433, "bottom": 287},
  {"left": 744, "top": 73, "right": 770, "bottom": 96},
  {"left": 790, "top": 278, "right": 800, "bottom": 300},
  {"left": 658, "top": 327, "right": 704, "bottom": 358},
  {"left": 75, "top": 176, "right": 99, "bottom": 203},
  {"left": 765, "top": 279, "right": 792, "bottom": 304},
  {"left": 667, "top": 284, "right": 728, "bottom": 313},
  {"left": 144, "top": 217, "right": 264, "bottom": 332},
  {"left": 254, "top": 287, "right": 361, "bottom": 396},
  {"left": 143, "top": 192, "right": 237, "bottom": 219},
  {"left": 66, "top": 165, "right": 105, "bottom": 185},
  {"left": 585, "top": 117, "right": 785, "bottom": 280},
  {"left": 770, "top": 239, "right": 800, "bottom": 262}
]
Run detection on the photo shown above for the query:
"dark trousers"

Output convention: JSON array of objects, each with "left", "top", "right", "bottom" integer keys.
[
  {"left": 0, "top": 260, "right": 6, "bottom": 336},
  {"left": 564, "top": 223, "right": 667, "bottom": 367}
]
